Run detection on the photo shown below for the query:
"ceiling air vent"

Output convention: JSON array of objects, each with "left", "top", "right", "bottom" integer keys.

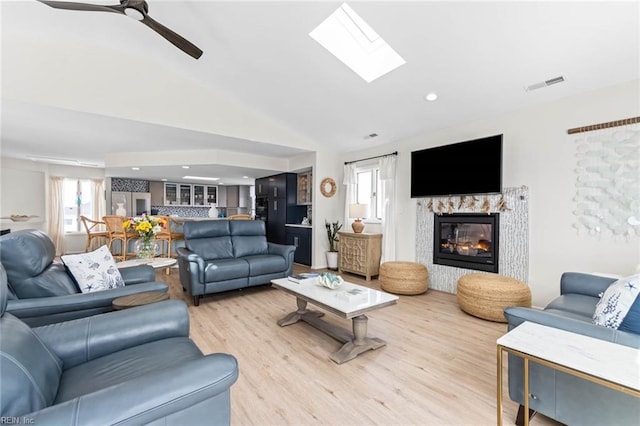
[{"left": 525, "top": 75, "right": 565, "bottom": 92}]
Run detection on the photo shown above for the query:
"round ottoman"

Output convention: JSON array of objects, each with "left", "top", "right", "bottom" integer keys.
[
  {"left": 457, "top": 273, "right": 531, "bottom": 322},
  {"left": 379, "top": 261, "right": 428, "bottom": 295}
]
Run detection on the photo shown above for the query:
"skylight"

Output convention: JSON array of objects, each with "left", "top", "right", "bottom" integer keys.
[{"left": 310, "top": 3, "right": 406, "bottom": 83}]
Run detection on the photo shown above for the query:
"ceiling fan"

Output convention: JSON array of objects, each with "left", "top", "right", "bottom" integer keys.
[{"left": 37, "top": 0, "right": 203, "bottom": 59}]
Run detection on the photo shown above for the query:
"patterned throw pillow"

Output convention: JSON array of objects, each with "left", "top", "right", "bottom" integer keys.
[
  {"left": 61, "top": 245, "right": 125, "bottom": 293},
  {"left": 592, "top": 274, "right": 640, "bottom": 333}
]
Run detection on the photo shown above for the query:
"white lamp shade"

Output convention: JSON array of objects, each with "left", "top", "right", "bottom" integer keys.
[{"left": 349, "top": 203, "right": 369, "bottom": 219}]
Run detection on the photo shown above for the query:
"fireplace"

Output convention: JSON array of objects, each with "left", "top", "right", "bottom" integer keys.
[{"left": 433, "top": 213, "right": 499, "bottom": 273}]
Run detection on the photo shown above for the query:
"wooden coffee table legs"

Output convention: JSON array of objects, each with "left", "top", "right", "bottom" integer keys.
[{"left": 277, "top": 297, "right": 387, "bottom": 364}]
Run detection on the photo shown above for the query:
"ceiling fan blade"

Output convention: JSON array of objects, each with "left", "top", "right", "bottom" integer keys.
[
  {"left": 37, "top": 0, "right": 124, "bottom": 14},
  {"left": 141, "top": 15, "right": 203, "bottom": 59}
]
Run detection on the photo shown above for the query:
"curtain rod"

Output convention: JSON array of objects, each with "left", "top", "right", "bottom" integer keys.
[
  {"left": 344, "top": 151, "right": 398, "bottom": 165},
  {"left": 567, "top": 116, "right": 640, "bottom": 134}
]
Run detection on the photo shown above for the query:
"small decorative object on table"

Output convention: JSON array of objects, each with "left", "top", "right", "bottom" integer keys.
[
  {"left": 123, "top": 214, "right": 166, "bottom": 259},
  {"left": 318, "top": 272, "right": 344, "bottom": 289}
]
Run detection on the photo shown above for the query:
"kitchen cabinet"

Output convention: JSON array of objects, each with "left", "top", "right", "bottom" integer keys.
[
  {"left": 255, "top": 178, "right": 269, "bottom": 196},
  {"left": 285, "top": 226, "right": 312, "bottom": 266},
  {"left": 149, "top": 181, "right": 164, "bottom": 206},
  {"left": 217, "top": 186, "right": 227, "bottom": 207},
  {"left": 193, "top": 185, "right": 206, "bottom": 206},
  {"left": 297, "top": 171, "right": 312, "bottom": 205},
  {"left": 338, "top": 232, "right": 382, "bottom": 281},
  {"left": 165, "top": 183, "right": 193, "bottom": 205},
  {"left": 193, "top": 185, "right": 217, "bottom": 206},
  {"left": 163, "top": 183, "right": 216, "bottom": 207},
  {"left": 206, "top": 185, "right": 217, "bottom": 205},
  {"left": 260, "top": 173, "right": 306, "bottom": 244}
]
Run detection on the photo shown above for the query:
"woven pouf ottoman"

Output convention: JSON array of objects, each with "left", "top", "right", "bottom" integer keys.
[
  {"left": 379, "top": 261, "right": 428, "bottom": 295},
  {"left": 456, "top": 273, "right": 531, "bottom": 322}
]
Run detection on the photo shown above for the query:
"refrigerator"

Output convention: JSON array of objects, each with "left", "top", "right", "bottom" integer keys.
[{"left": 111, "top": 192, "right": 151, "bottom": 217}]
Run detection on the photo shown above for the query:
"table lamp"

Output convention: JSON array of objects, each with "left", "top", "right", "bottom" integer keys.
[{"left": 349, "top": 203, "right": 369, "bottom": 233}]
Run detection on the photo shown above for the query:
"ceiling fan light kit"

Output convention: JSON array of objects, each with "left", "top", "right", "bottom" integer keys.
[{"left": 37, "top": 0, "right": 203, "bottom": 59}]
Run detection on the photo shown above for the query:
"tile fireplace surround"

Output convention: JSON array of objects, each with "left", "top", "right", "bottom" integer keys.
[{"left": 416, "top": 186, "right": 529, "bottom": 293}]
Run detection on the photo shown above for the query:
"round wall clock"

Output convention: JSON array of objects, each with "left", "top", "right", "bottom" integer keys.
[{"left": 320, "top": 178, "right": 337, "bottom": 198}]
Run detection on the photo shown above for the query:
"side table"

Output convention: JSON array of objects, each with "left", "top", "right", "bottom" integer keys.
[
  {"left": 338, "top": 232, "right": 382, "bottom": 281},
  {"left": 497, "top": 321, "right": 640, "bottom": 426},
  {"left": 116, "top": 257, "right": 177, "bottom": 275},
  {"left": 112, "top": 291, "right": 169, "bottom": 310}
]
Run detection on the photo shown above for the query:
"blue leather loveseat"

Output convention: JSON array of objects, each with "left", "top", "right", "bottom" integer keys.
[
  {"left": 177, "top": 220, "right": 295, "bottom": 306},
  {"left": 504, "top": 272, "right": 640, "bottom": 426}
]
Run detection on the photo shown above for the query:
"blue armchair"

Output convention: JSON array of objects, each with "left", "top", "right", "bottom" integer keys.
[
  {"left": 0, "top": 263, "right": 239, "bottom": 424},
  {"left": 504, "top": 272, "right": 640, "bottom": 425},
  {"left": 0, "top": 229, "right": 168, "bottom": 326}
]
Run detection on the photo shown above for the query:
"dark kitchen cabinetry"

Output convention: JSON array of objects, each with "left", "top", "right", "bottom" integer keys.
[
  {"left": 256, "top": 173, "right": 306, "bottom": 244},
  {"left": 285, "top": 226, "right": 312, "bottom": 266}
]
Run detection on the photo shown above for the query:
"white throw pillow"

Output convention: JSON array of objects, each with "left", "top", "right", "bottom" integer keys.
[
  {"left": 592, "top": 274, "right": 640, "bottom": 330},
  {"left": 61, "top": 245, "right": 125, "bottom": 293}
]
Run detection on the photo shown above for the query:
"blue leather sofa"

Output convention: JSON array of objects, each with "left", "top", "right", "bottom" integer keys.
[
  {"left": 0, "top": 229, "right": 168, "bottom": 326},
  {"left": 504, "top": 272, "right": 640, "bottom": 426},
  {"left": 0, "top": 264, "right": 239, "bottom": 425},
  {"left": 177, "top": 220, "right": 295, "bottom": 306}
]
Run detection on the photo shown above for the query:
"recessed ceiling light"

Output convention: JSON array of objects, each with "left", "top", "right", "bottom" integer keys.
[
  {"left": 182, "top": 176, "right": 220, "bottom": 181},
  {"left": 310, "top": 2, "right": 406, "bottom": 83},
  {"left": 242, "top": 176, "right": 249, "bottom": 179},
  {"left": 425, "top": 93, "right": 438, "bottom": 101},
  {"left": 131, "top": 167, "right": 140, "bottom": 171},
  {"left": 161, "top": 178, "right": 167, "bottom": 182},
  {"left": 181, "top": 165, "right": 190, "bottom": 169}
]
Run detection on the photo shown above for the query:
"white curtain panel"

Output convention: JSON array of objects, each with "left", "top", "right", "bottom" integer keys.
[
  {"left": 48, "top": 176, "right": 66, "bottom": 256},
  {"left": 379, "top": 155, "right": 397, "bottom": 262},
  {"left": 343, "top": 163, "right": 357, "bottom": 226},
  {"left": 91, "top": 179, "right": 106, "bottom": 225}
]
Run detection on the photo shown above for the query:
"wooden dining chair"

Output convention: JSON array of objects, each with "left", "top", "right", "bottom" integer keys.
[
  {"left": 155, "top": 216, "right": 184, "bottom": 258},
  {"left": 102, "top": 215, "right": 139, "bottom": 261},
  {"left": 80, "top": 216, "right": 109, "bottom": 252},
  {"left": 228, "top": 214, "right": 252, "bottom": 220}
]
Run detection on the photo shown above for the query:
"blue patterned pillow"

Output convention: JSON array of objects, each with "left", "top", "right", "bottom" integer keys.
[
  {"left": 592, "top": 274, "right": 640, "bottom": 333},
  {"left": 61, "top": 245, "right": 125, "bottom": 293}
]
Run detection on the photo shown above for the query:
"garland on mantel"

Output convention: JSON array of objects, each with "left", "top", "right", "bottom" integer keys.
[{"left": 417, "top": 186, "right": 528, "bottom": 215}]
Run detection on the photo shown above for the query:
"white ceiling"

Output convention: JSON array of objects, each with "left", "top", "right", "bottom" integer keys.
[{"left": 1, "top": 1, "right": 639, "bottom": 184}]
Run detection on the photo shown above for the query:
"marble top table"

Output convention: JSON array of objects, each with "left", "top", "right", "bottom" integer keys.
[
  {"left": 496, "top": 321, "right": 640, "bottom": 425},
  {"left": 271, "top": 277, "right": 398, "bottom": 363},
  {"left": 116, "top": 257, "right": 177, "bottom": 275}
]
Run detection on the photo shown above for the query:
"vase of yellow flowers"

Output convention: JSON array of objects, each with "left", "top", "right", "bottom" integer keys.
[{"left": 123, "top": 214, "right": 166, "bottom": 259}]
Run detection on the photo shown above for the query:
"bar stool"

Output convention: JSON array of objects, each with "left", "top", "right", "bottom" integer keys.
[
  {"left": 103, "top": 215, "right": 139, "bottom": 261},
  {"left": 155, "top": 216, "right": 184, "bottom": 258},
  {"left": 80, "top": 216, "right": 109, "bottom": 252}
]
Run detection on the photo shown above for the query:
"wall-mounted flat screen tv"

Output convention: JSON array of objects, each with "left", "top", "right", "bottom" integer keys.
[{"left": 410, "top": 134, "right": 503, "bottom": 198}]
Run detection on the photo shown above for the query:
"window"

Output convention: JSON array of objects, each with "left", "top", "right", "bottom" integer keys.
[
  {"left": 355, "top": 166, "right": 382, "bottom": 220},
  {"left": 63, "top": 179, "right": 94, "bottom": 233}
]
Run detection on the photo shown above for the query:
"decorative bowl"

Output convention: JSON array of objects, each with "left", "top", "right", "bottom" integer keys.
[{"left": 318, "top": 272, "right": 344, "bottom": 290}]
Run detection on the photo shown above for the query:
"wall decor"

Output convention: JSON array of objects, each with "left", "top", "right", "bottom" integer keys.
[
  {"left": 320, "top": 178, "right": 337, "bottom": 198},
  {"left": 572, "top": 124, "right": 639, "bottom": 239}
]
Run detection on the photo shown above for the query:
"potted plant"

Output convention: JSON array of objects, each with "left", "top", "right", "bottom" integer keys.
[{"left": 325, "top": 219, "right": 342, "bottom": 270}]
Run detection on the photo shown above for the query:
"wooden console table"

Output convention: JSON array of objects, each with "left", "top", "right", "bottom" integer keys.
[
  {"left": 338, "top": 232, "right": 382, "bottom": 281},
  {"left": 497, "top": 321, "right": 640, "bottom": 426}
]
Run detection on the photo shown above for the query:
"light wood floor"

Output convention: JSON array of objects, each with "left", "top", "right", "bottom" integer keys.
[{"left": 159, "top": 266, "right": 560, "bottom": 426}]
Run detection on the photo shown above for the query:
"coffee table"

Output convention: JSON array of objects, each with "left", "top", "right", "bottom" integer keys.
[
  {"left": 116, "top": 257, "right": 177, "bottom": 275},
  {"left": 271, "top": 277, "right": 398, "bottom": 364}
]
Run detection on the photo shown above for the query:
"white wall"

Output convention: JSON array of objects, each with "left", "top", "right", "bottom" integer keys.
[
  {"left": 0, "top": 158, "right": 105, "bottom": 253},
  {"left": 333, "top": 80, "right": 640, "bottom": 306}
]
